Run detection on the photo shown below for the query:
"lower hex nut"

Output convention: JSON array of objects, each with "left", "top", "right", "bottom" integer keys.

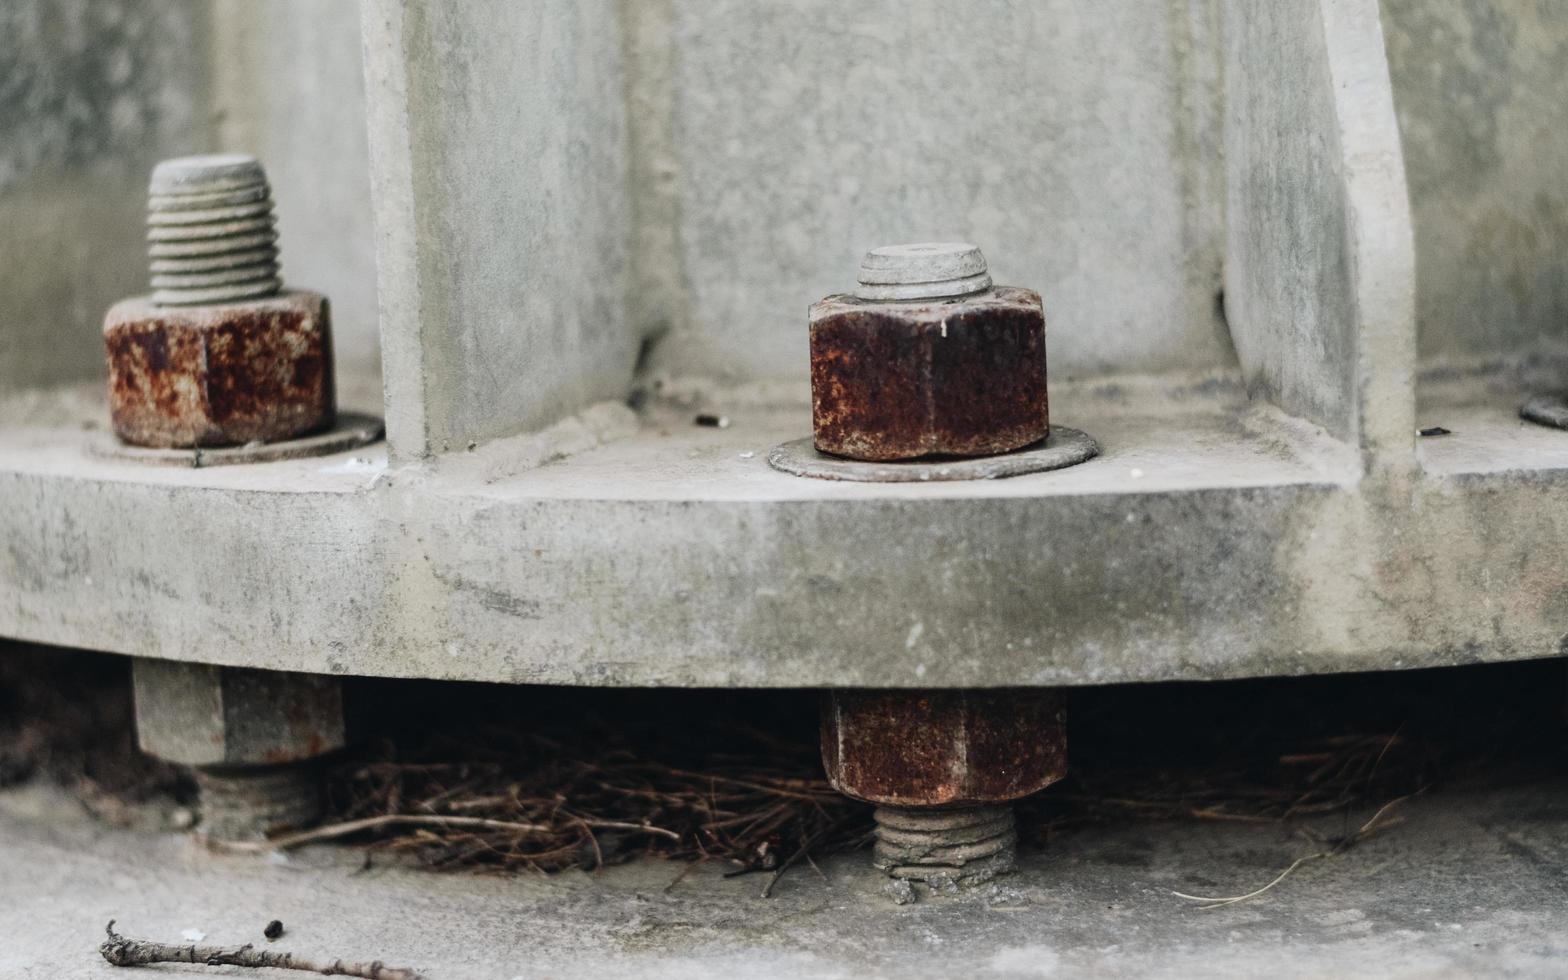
[
  {"left": 821, "top": 689, "right": 1066, "bottom": 889},
  {"left": 132, "top": 659, "right": 345, "bottom": 840}
]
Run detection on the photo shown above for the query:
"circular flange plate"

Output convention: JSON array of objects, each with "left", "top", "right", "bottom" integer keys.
[
  {"left": 768, "top": 425, "right": 1098, "bottom": 482},
  {"left": 1520, "top": 394, "right": 1568, "bottom": 430},
  {"left": 91, "top": 412, "right": 384, "bottom": 468}
]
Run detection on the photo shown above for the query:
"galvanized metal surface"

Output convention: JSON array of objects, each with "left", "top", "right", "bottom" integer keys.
[
  {"left": 768, "top": 427, "right": 1097, "bottom": 482},
  {"left": 853, "top": 243, "right": 993, "bottom": 303},
  {"left": 7, "top": 384, "right": 1568, "bottom": 689},
  {"left": 102, "top": 291, "right": 335, "bottom": 448},
  {"left": 821, "top": 690, "right": 1068, "bottom": 807},
  {"left": 146, "top": 154, "right": 281, "bottom": 307},
  {"left": 809, "top": 287, "right": 1049, "bottom": 461}
]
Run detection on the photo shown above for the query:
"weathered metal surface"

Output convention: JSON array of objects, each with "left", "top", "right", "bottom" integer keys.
[
  {"left": 133, "top": 659, "right": 346, "bottom": 768},
  {"left": 90, "top": 412, "right": 382, "bottom": 468},
  {"left": 809, "top": 286, "right": 1049, "bottom": 461},
  {"left": 821, "top": 690, "right": 1067, "bottom": 806},
  {"left": 872, "top": 804, "right": 1017, "bottom": 888},
  {"left": 146, "top": 154, "right": 282, "bottom": 306},
  {"left": 768, "top": 426, "right": 1096, "bottom": 482},
  {"left": 103, "top": 291, "right": 336, "bottom": 448},
  {"left": 853, "top": 243, "right": 993, "bottom": 302},
  {"left": 194, "top": 763, "right": 323, "bottom": 841}
]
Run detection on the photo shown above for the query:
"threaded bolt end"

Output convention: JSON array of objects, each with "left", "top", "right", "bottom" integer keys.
[
  {"left": 194, "top": 762, "right": 321, "bottom": 842},
  {"left": 872, "top": 804, "right": 1017, "bottom": 884},
  {"left": 854, "top": 242, "right": 993, "bottom": 302},
  {"left": 147, "top": 154, "right": 281, "bottom": 306}
]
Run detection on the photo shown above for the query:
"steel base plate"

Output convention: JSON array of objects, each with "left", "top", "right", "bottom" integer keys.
[
  {"left": 768, "top": 425, "right": 1098, "bottom": 482},
  {"left": 91, "top": 412, "right": 383, "bottom": 468}
]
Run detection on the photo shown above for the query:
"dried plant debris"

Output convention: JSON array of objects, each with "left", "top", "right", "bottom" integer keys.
[
  {"left": 278, "top": 707, "right": 872, "bottom": 882},
  {"left": 6, "top": 650, "right": 1565, "bottom": 894}
]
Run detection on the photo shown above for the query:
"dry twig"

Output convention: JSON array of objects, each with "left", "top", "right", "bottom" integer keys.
[
  {"left": 1171, "top": 792, "right": 1419, "bottom": 909},
  {"left": 290, "top": 721, "right": 867, "bottom": 885},
  {"left": 99, "top": 920, "right": 423, "bottom": 979}
]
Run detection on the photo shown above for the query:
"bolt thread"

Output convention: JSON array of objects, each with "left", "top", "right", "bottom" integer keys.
[
  {"left": 147, "top": 154, "right": 281, "bottom": 306},
  {"left": 195, "top": 762, "right": 321, "bottom": 842},
  {"left": 854, "top": 242, "right": 993, "bottom": 302},
  {"left": 872, "top": 804, "right": 1017, "bottom": 883}
]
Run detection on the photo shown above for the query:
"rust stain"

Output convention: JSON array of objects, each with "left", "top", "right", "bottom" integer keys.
[
  {"left": 822, "top": 689, "right": 1068, "bottom": 807},
  {"left": 809, "top": 286, "right": 1049, "bottom": 461},
  {"left": 103, "top": 292, "right": 336, "bottom": 448}
]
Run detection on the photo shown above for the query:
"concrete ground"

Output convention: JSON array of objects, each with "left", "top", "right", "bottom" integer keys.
[{"left": 2, "top": 776, "right": 1564, "bottom": 979}]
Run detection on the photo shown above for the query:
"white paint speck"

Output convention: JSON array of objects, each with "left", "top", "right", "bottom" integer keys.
[
  {"left": 905, "top": 622, "right": 924, "bottom": 649},
  {"left": 738, "top": 451, "right": 756, "bottom": 459},
  {"left": 1129, "top": 467, "right": 1145, "bottom": 479},
  {"left": 915, "top": 663, "right": 927, "bottom": 678},
  {"left": 181, "top": 929, "right": 206, "bottom": 942}
]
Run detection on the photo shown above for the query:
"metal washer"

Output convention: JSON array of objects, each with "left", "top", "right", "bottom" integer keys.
[
  {"left": 90, "top": 412, "right": 383, "bottom": 468},
  {"left": 768, "top": 425, "right": 1098, "bottom": 482}
]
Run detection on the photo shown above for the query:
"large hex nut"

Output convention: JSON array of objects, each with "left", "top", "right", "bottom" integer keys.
[
  {"left": 822, "top": 689, "right": 1067, "bottom": 807},
  {"left": 809, "top": 287, "right": 1048, "bottom": 461},
  {"left": 103, "top": 290, "right": 335, "bottom": 448},
  {"left": 132, "top": 659, "right": 346, "bottom": 768}
]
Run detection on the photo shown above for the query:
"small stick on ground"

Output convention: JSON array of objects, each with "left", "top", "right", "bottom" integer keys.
[{"left": 98, "top": 920, "right": 424, "bottom": 980}]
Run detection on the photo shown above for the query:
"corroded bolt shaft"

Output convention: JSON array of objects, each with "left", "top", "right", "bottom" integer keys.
[
  {"left": 132, "top": 659, "right": 345, "bottom": 842},
  {"left": 822, "top": 689, "right": 1066, "bottom": 896},
  {"left": 194, "top": 763, "right": 324, "bottom": 842},
  {"left": 147, "top": 154, "right": 282, "bottom": 306},
  {"left": 873, "top": 804, "right": 1017, "bottom": 883}
]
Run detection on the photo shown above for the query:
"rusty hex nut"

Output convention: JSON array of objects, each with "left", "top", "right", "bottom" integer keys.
[
  {"left": 103, "top": 290, "right": 335, "bottom": 448},
  {"left": 821, "top": 689, "right": 1067, "bottom": 807},
  {"left": 810, "top": 244, "right": 1048, "bottom": 461},
  {"left": 132, "top": 659, "right": 346, "bottom": 768}
]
